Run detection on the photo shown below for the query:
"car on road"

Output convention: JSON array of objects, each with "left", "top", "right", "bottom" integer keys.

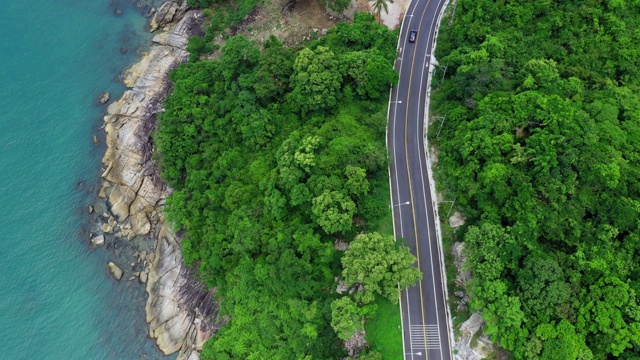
[{"left": 409, "top": 30, "right": 417, "bottom": 43}]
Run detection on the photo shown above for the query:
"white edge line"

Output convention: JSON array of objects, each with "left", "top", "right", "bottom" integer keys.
[{"left": 421, "top": 0, "right": 457, "bottom": 356}]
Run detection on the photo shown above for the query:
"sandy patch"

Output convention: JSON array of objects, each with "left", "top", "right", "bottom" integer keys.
[{"left": 370, "top": 0, "right": 409, "bottom": 29}]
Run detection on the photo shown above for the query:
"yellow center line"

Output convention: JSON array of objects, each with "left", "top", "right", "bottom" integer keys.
[{"left": 403, "top": 0, "right": 432, "bottom": 356}]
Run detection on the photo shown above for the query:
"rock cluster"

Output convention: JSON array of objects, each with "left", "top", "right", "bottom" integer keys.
[
  {"left": 149, "top": 0, "right": 187, "bottom": 32},
  {"left": 452, "top": 241, "right": 497, "bottom": 359},
  {"left": 98, "top": 4, "right": 216, "bottom": 359},
  {"left": 344, "top": 330, "right": 367, "bottom": 357}
]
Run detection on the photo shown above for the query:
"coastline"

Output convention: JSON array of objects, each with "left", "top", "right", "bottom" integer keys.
[{"left": 98, "top": 2, "right": 218, "bottom": 358}]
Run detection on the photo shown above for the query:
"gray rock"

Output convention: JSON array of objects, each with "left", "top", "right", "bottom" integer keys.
[
  {"left": 336, "top": 279, "right": 348, "bottom": 294},
  {"left": 344, "top": 330, "right": 367, "bottom": 357},
  {"left": 90, "top": 235, "right": 105, "bottom": 247},
  {"left": 334, "top": 240, "right": 349, "bottom": 251},
  {"left": 449, "top": 211, "right": 466, "bottom": 229},
  {"left": 107, "top": 262, "right": 124, "bottom": 281},
  {"left": 87, "top": 205, "right": 94, "bottom": 214}
]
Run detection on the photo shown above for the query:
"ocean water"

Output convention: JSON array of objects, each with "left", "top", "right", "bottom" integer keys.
[{"left": 0, "top": 0, "right": 173, "bottom": 359}]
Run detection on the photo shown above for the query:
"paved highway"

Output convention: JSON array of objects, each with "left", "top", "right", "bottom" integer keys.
[{"left": 386, "top": 0, "right": 453, "bottom": 359}]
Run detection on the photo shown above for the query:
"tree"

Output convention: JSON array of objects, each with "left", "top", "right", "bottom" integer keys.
[
  {"left": 343, "top": 50, "right": 398, "bottom": 99},
  {"left": 371, "top": 0, "right": 393, "bottom": 20},
  {"left": 577, "top": 277, "right": 640, "bottom": 357},
  {"left": 312, "top": 190, "right": 356, "bottom": 234},
  {"left": 254, "top": 36, "right": 294, "bottom": 102},
  {"left": 516, "top": 255, "right": 571, "bottom": 323},
  {"left": 342, "top": 232, "right": 422, "bottom": 303},
  {"left": 344, "top": 165, "right": 369, "bottom": 197},
  {"left": 290, "top": 46, "right": 343, "bottom": 114}
]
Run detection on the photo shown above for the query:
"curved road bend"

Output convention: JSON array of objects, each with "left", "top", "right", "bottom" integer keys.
[{"left": 387, "top": 0, "right": 452, "bottom": 359}]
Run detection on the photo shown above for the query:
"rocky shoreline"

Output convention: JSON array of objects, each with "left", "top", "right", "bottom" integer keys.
[{"left": 96, "top": 2, "right": 220, "bottom": 359}]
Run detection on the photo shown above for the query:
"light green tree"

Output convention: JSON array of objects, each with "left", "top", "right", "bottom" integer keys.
[
  {"left": 330, "top": 297, "right": 364, "bottom": 340},
  {"left": 344, "top": 165, "right": 369, "bottom": 197},
  {"left": 342, "top": 232, "right": 421, "bottom": 303}
]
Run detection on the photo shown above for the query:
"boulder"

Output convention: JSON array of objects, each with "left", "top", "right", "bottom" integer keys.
[
  {"left": 449, "top": 211, "right": 466, "bottom": 229},
  {"left": 140, "top": 271, "right": 148, "bottom": 283},
  {"left": 460, "top": 313, "right": 484, "bottom": 338},
  {"left": 98, "top": 92, "right": 110, "bottom": 104},
  {"left": 101, "top": 223, "right": 113, "bottom": 233},
  {"left": 108, "top": 262, "right": 124, "bottom": 281},
  {"left": 131, "top": 211, "right": 151, "bottom": 236},
  {"left": 455, "top": 313, "right": 495, "bottom": 360},
  {"left": 87, "top": 205, "right": 94, "bottom": 214},
  {"left": 91, "top": 235, "right": 105, "bottom": 247},
  {"left": 334, "top": 240, "right": 349, "bottom": 251}
]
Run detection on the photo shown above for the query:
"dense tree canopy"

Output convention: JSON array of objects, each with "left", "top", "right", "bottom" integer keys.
[
  {"left": 155, "top": 13, "right": 406, "bottom": 358},
  {"left": 432, "top": 0, "right": 640, "bottom": 358}
]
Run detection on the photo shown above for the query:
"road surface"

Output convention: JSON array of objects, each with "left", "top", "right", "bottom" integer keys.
[{"left": 387, "top": 0, "right": 453, "bottom": 359}]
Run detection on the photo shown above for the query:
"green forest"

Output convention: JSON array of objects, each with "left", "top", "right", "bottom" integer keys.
[
  {"left": 155, "top": 13, "right": 418, "bottom": 359},
  {"left": 432, "top": 0, "right": 640, "bottom": 358}
]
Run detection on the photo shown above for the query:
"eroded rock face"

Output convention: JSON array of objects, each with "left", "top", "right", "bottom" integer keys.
[
  {"left": 99, "top": 7, "right": 216, "bottom": 359},
  {"left": 146, "top": 224, "right": 222, "bottom": 359}
]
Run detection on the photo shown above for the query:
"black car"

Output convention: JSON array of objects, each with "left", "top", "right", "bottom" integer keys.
[{"left": 409, "top": 30, "right": 417, "bottom": 43}]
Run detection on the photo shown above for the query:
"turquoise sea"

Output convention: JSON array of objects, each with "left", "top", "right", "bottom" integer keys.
[{"left": 0, "top": 1, "right": 173, "bottom": 359}]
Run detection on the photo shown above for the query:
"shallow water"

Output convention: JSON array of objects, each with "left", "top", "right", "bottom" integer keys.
[{"left": 0, "top": 1, "right": 173, "bottom": 359}]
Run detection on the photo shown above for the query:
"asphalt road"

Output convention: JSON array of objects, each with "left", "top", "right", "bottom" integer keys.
[{"left": 386, "top": 0, "right": 453, "bottom": 359}]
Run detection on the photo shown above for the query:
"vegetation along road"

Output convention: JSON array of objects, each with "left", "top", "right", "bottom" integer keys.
[{"left": 387, "top": 0, "right": 452, "bottom": 359}]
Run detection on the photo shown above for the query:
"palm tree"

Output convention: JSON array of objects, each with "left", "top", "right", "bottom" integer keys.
[{"left": 372, "top": 0, "right": 393, "bottom": 22}]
